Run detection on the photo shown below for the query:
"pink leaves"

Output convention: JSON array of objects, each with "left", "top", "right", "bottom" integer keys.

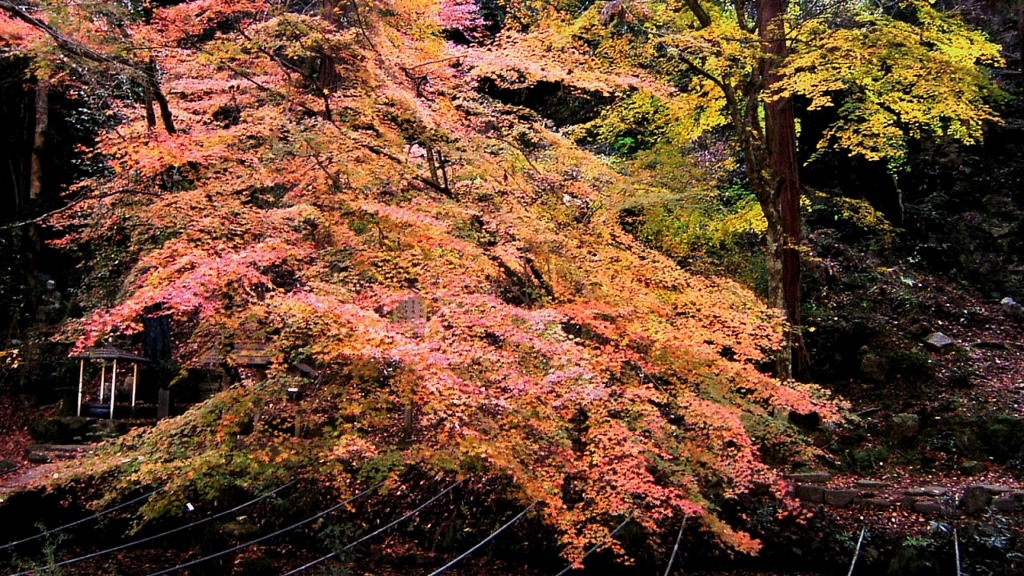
[{"left": 438, "top": 0, "right": 485, "bottom": 36}]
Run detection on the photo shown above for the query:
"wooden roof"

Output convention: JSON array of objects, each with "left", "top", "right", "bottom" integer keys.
[
  {"left": 229, "top": 340, "right": 271, "bottom": 366},
  {"left": 70, "top": 344, "right": 149, "bottom": 362},
  {"left": 194, "top": 339, "right": 272, "bottom": 367}
]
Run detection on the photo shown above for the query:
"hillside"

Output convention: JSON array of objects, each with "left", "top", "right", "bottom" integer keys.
[{"left": 0, "top": 0, "right": 1021, "bottom": 574}]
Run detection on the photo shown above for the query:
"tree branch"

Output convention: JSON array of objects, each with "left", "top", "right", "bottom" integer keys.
[
  {"left": 0, "top": 1, "right": 136, "bottom": 71},
  {"left": 683, "top": 0, "right": 713, "bottom": 28},
  {"left": 1, "top": 188, "right": 163, "bottom": 229}
]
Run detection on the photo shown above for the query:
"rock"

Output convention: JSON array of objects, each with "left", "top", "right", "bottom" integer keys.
[
  {"left": 960, "top": 460, "right": 985, "bottom": 476},
  {"left": 1001, "top": 297, "right": 1023, "bottom": 318},
  {"left": 789, "top": 472, "right": 832, "bottom": 484},
  {"left": 823, "top": 489, "right": 859, "bottom": 507},
  {"left": 859, "top": 353, "right": 889, "bottom": 382},
  {"left": 913, "top": 500, "right": 947, "bottom": 515},
  {"left": 993, "top": 497, "right": 1018, "bottom": 513},
  {"left": 890, "top": 413, "right": 920, "bottom": 440},
  {"left": 26, "top": 451, "right": 52, "bottom": 464},
  {"left": 961, "top": 485, "right": 993, "bottom": 515},
  {"left": 855, "top": 480, "right": 893, "bottom": 490},
  {"left": 795, "top": 485, "right": 825, "bottom": 503},
  {"left": 924, "top": 332, "right": 955, "bottom": 351},
  {"left": 978, "top": 484, "right": 1011, "bottom": 495},
  {"left": 861, "top": 498, "right": 894, "bottom": 509},
  {"left": 905, "top": 486, "right": 947, "bottom": 497}
]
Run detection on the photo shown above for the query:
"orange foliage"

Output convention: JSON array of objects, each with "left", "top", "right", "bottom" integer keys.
[{"left": 14, "top": 0, "right": 842, "bottom": 563}]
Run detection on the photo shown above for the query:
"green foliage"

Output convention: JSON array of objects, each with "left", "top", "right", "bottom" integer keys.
[
  {"left": 620, "top": 186, "right": 768, "bottom": 292},
  {"left": 889, "top": 534, "right": 944, "bottom": 575},
  {"left": 571, "top": 91, "right": 672, "bottom": 155}
]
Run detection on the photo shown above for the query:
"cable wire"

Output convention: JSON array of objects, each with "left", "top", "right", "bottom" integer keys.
[
  {"left": 663, "top": 521, "right": 686, "bottom": 576},
  {"left": 426, "top": 501, "right": 537, "bottom": 576},
  {"left": 554, "top": 514, "right": 634, "bottom": 576},
  {"left": 954, "top": 527, "right": 961, "bottom": 576},
  {"left": 142, "top": 481, "right": 385, "bottom": 576},
  {"left": 7, "top": 481, "right": 296, "bottom": 576},
  {"left": 846, "top": 525, "right": 866, "bottom": 576},
  {"left": 1, "top": 489, "right": 159, "bottom": 552},
  {"left": 281, "top": 480, "right": 462, "bottom": 576}
]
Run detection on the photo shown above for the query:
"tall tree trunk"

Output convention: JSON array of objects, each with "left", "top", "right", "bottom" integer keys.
[
  {"left": 29, "top": 78, "right": 48, "bottom": 202},
  {"left": 759, "top": 0, "right": 802, "bottom": 380}
]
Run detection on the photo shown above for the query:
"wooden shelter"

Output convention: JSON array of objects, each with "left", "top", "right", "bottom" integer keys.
[{"left": 70, "top": 344, "right": 149, "bottom": 419}]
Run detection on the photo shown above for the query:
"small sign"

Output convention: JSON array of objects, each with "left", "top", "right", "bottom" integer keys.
[{"left": 394, "top": 295, "right": 425, "bottom": 322}]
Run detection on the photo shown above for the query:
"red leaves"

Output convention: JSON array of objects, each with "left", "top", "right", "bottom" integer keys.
[{"left": 43, "top": 0, "right": 843, "bottom": 564}]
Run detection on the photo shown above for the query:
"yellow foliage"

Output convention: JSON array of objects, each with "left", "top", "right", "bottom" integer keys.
[{"left": 774, "top": 0, "right": 1004, "bottom": 168}]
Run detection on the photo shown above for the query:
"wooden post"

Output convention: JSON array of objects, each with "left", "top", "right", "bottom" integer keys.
[
  {"left": 131, "top": 363, "right": 139, "bottom": 415},
  {"left": 109, "top": 359, "right": 117, "bottom": 419},
  {"left": 99, "top": 362, "right": 106, "bottom": 402},
  {"left": 77, "top": 359, "right": 84, "bottom": 417}
]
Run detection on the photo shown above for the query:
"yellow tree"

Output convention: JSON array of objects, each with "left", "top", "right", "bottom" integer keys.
[{"left": 559, "top": 0, "right": 1003, "bottom": 378}]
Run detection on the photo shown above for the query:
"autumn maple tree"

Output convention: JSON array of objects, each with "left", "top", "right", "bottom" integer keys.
[{"left": 1, "top": 0, "right": 847, "bottom": 565}]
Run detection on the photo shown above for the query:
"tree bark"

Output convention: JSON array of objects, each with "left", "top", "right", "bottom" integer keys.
[
  {"left": 1019, "top": 5, "right": 1023, "bottom": 76},
  {"left": 29, "top": 78, "right": 48, "bottom": 202},
  {"left": 758, "top": 0, "right": 802, "bottom": 380},
  {"left": 146, "top": 58, "right": 176, "bottom": 135}
]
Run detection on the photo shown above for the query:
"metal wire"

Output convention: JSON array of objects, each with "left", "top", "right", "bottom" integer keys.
[
  {"left": 847, "top": 525, "right": 866, "bottom": 576},
  {"left": 554, "top": 514, "right": 634, "bottom": 576},
  {"left": 6, "top": 481, "right": 296, "bottom": 576},
  {"left": 1, "top": 489, "right": 159, "bottom": 551},
  {"left": 954, "top": 527, "right": 961, "bottom": 576},
  {"left": 663, "top": 521, "right": 686, "bottom": 576},
  {"left": 281, "top": 480, "right": 462, "bottom": 576},
  {"left": 142, "top": 481, "right": 385, "bottom": 576},
  {"left": 426, "top": 501, "right": 538, "bottom": 576}
]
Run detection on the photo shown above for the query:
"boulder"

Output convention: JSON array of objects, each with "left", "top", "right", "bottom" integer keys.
[
  {"left": 924, "top": 332, "right": 955, "bottom": 351},
  {"left": 859, "top": 353, "right": 889, "bottom": 382},
  {"left": 1001, "top": 297, "right": 1023, "bottom": 318},
  {"left": 795, "top": 484, "right": 825, "bottom": 503},
  {"left": 993, "top": 497, "right": 1018, "bottom": 513},
  {"left": 961, "top": 485, "right": 992, "bottom": 515},
  {"left": 913, "top": 500, "right": 947, "bottom": 515},
  {"left": 960, "top": 460, "right": 984, "bottom": 475},
  {"left": 890, "top": 413, "right": 920, "bottom": 440},
  {"left": 823, "top": 489, "right": 859, "bottom": 507}
]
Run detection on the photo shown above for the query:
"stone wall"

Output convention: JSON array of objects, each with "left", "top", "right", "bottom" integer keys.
[{"left": 790, "top": 472, "right": 1023, "bottom": 516}]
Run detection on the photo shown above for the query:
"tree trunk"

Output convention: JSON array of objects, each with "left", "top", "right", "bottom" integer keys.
[
  {"left": 320, "top": 0, "right": 343, "bottom": 83},
  {"left": 147, "top": 58, "right": 177, "bottom": 135},
  {"left": 759, "top": 0, "right": 802, "bottom": 380},
  {"left": 29, "top": 78, "right": 48, "bottom": 202}
]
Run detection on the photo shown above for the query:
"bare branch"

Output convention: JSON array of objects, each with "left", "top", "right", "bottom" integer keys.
[{"left": 1, "top": 188, "right": 163, "bottom": 230}]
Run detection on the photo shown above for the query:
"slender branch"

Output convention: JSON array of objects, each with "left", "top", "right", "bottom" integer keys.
[
  {"left": 2, "top": 188, "right": 163, "bottom": 230},
  {"left": 0, "top": 1, "right": 141, "bottom": 73},
  {"left": 403, "top": 56, "right": 462, "bottom": 71}
]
